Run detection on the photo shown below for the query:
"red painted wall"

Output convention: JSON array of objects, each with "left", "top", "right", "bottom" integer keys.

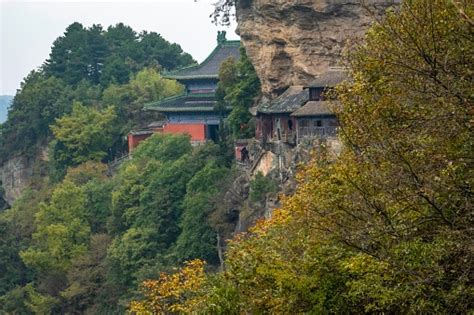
[
  {"left": 128, "top": 133, "right": 152, "bottom": 151},
  {"left": 128, "top": 128, "right": 164, "bottom": 152},
  {"left": 163, "top": 123, "right": 206, "bottom": 141}
]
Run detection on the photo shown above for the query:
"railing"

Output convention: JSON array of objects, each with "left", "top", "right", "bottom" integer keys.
[
  {"left": 298, "top": 126, "right": 337, "bottom": 139},
  {"left": 270, "top": 130, "right": 296, "bottom": 144},
  {"left": 108, "top": 153, "right": 130, "bottom": 174},
  {"left": 234, "top": 139, "right": 265, "bottom": 175}
]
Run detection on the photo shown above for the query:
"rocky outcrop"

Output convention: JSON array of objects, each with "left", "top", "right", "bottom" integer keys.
[
  {"left": 0, "top": 156, "right": 34, "bottom": 205},
  {"left": 220, "top": 137, "right": 341, "bottom": 241},
  {"left": 236, "top": 0, "right": 399, "bottom": 98},
  {"left": 0, "top": 148, "right": 48, "bottom": 206}
]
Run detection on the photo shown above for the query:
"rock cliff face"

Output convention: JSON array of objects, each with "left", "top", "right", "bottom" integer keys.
[
  {"left": 235, "top": 0, "right": 398, "bottom": 98},
  {"left": 0, "top": 156, "right": 34, "bottom": 206},
  {"left": 0, "top": 148, "right": 48, "bottom": 206}
]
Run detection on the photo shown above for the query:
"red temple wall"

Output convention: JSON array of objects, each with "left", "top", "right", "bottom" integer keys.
[
  {"left": 163, "top": 123, "right": 206, "bottom": 141},
  {"left": 128, "top": 133, "right": 152, "bottom": 151}
]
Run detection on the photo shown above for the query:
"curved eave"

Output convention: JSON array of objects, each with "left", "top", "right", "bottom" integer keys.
[
  {"left": 146, "top": 106, "right": 232, "bottom": 113},
  {"left": 144, "top": 93, "right": 187, "bottom": 109},
  {"left": 164, "top": 74, "right": 219, "bottom": 80},
  {"left": 144, "top": 92, "right": 218, "bottom": 109},
  {"left": 163, "top": 40, "right": 240, "bottom": 79},
  {"left": 257, "top": 109, "right": 295, "bottom": 115}
]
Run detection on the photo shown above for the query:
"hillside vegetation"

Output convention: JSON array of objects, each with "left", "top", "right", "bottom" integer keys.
[
  {"left": 0, "top": 0, "right": 472, "bottom": 314},
  {"left": 130, "top": 1, "right": 474, "bottom": 313},
  {"left": 0, "top": 22, "right": 193, "bottom": 164},
  {"left": 0, "top": 21, "right": 260, "bottom": 313}
]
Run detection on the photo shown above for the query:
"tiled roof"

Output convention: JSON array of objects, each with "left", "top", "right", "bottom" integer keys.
[
  {"left": 305, "top": 70, "right": 348, "bottom": 88},
  {"left": 145, "top": 93, "right": 230, "bottom": 113},
  {"left": 164, "top": 40, "right": 241, "bottom": 80},
  {"left": 147, "top": 121, "right": 166, "bottom": 128},
  {"left": 290, "top": 101, "right": 337, "bottom": 117},
  {"left": 129, "top": 130, "right": 154, "bottom": 136},
  {"left": 257, "top": 86, "right": 308, "bottom": 114}
]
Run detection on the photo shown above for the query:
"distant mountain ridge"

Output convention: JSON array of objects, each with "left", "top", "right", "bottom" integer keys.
[{"left": 0, "top": 95, "right": 13, "bottom": 123}]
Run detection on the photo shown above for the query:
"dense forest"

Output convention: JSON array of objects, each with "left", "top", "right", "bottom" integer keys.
[
  {"left": 0, "top": 22, "right": 193, "bottom": 164},
  {"left": 0, "top": 22, "right": 260, "bottom": 313},
  {"left": 0, "top": 0, "right": 472, "bottom": 314}
]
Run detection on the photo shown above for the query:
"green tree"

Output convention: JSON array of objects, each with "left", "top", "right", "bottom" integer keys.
[
  {"left": 45, "top": 22, "right": 90, "bottom": 85},
  {"left": 61, "top": 234, "right": 112, "bottom": 313},
  {"left": 217, "top": 47, "right": 261, "bottom": 138},
  {"left": 174, "top": 162, "right": 230, "bottom": 264},
  {"left": 106, "top": 134, "right": 194, "bottom": 288},
  {"left": 65, "top": 161, "right": 112, "bottom": 233},
  {"left": 131, "top": 132, "right": 192, "bottom": 162},
  {"left": 101, "top": 67, "right": 183, "bottom": 133},
  {"left": 20, "top": 181, "right": 90, "bottom": 273},
  {"left": 249, "top": 172, "right": 278, "bottom": 203},
  {"left": 86, "top": 24, "right": 109, "bottom": 84},
  {"left": 133, "top": 31, "right": 195, "bottom": 71},
  {"left": 50, "top": 102, "right": 117, "bottom": 166},
  {"left": 0, "top": 73, "right": 67, "bottom": 160}
]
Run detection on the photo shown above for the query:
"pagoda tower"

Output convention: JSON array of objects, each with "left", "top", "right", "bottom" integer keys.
[{"left": 144, "top": 32, "right": 240, "bottom": 144}]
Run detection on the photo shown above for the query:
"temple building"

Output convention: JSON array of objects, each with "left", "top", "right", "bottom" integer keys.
[
  {"left": 254, "top": 68, "right": 346, "bottom": 144},
  {"left": 128, "top": 32, "right": 240, "bottom": 149},
  {"left": 255, "top": 86, "right": 308, "bottom": 144}
]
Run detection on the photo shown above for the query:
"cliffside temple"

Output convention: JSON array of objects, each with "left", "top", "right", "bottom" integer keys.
[
  {"left": 128, "top": 32, "right": 240, "bottom": 150},
  {"left": 254, "top": 68, "right": 346, "bottom": 145}
]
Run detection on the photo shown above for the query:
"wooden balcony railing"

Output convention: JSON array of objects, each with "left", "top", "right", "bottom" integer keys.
[{"left": 298, "top": 126, "right": 337, "bottom": 139}]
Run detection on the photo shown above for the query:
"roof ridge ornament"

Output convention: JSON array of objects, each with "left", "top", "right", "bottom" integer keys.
[{"left": 217, "top": 30, "right": 227, "bottom": 44}]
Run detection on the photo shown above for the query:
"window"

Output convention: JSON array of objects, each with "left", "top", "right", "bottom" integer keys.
[
  {"left": 309, "top": 88, "right": 323, "bottom": 101},
  {"left": 312, "top": 120, "right": 322, "bottom": 127}
]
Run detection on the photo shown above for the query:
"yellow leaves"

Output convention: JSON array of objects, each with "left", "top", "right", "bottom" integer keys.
[
  {"left": 129, "top": 259, "right": 207, "bottom": 314},
  {"left": 342, "top": 253, "right": 390, "bottom": 276},
  {"left": 248, "top": 208, "right": 291, "bottom": 237}
]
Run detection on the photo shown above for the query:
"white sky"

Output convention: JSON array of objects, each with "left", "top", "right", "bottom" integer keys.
[{"left": 0, "top": 0, "right": 238, "bottom": 95}]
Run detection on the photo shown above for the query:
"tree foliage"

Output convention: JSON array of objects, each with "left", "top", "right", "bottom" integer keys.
[
  {"left": 174, "top": 162, "right": 230, "bottom": 264},
  {"left": 131, "top": 1, "right": 473, "bottom": 313},
  {"left": 102, "top": 67, "right": 183, "bottom": 121},
  {"left": 44, "top": 22, "right": 193, "bottom": 86},
  {"left": 107, "top": 135, "right": 227, "bottom": 293},
  {"left": 129, "top": 259, "right": 207, "bottom": 314},
  {"left": 0, "top": 22, "right": 194, "bottom": 163},
  {"left": 51, "top": 102, "right": 117, "bottom": 165},
  {"left": 20, "top": 180, "right": 90, "bottom": 273},
  {"left": 217, "top": 46, "right": 261, "bottom": 139},
  {"left": 0, "top": 19, "right": 235, "bottom": 314},
  {"left": 0, "top": 73, "right": 67, "bottom": 160}
]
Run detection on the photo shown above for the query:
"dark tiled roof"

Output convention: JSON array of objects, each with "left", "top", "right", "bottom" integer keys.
[
  {"left": 164, "top": 41, "right": 241, "bottom": 80},
  {"left": 147, "top": 121, "right": 166, "bottom": 128},
  {"left": 291, "top": 101, "right": 337, "bottom": 117},
  {"left": 305, "top": 70, "right": 348, "bottom": 88},
  {"left": 257, "top": 86, "right": 308, "bottom": 114},
  {"left": 145, "top": 93, "right": 230, "bottom": 113},
  {"left": 129, "top": 130, "right": 154, "bottom": 136}
]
